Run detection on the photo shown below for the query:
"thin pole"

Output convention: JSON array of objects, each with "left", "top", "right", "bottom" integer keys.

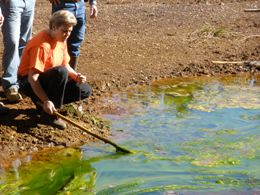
[
  {"left": 244, "top": 9, "right": 260, "bottom": 12},
  {"left": 37, "top": 101, "right": 132, "bottom": 153},
  {"left": 212, "top": 61, "right": 245, "bottom": 64},
  {"left": 54, "top": 111, "right": 132, "bottom": 153}
]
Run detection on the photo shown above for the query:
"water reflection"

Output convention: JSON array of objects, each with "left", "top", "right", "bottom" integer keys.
[{"left": 0, "top": 147, "right": 131, "bottom": 194}]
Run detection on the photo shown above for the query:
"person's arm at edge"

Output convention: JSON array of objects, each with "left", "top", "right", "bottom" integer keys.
[
  {"left": 89, "top": 0, "right": 98, "bottom": 18},
  {"left": 0, "top": 8, "right": 4, "bottom": 27}
]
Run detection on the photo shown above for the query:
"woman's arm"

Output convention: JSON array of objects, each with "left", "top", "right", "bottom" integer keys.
[
  {"left": 65, "top": 64, "right": 86, "bottom": 83},
  {"left": 28, "top": 69, "right": 56, "bottom": 115}
]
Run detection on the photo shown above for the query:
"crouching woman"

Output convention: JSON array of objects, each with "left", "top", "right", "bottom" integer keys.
[{"left": 18, "top": 10, "right": 91, "bottom": 129}]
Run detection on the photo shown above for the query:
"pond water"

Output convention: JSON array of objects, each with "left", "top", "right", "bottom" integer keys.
[{"left": 1, "top": 74, "right": 260, "bottom": 195}]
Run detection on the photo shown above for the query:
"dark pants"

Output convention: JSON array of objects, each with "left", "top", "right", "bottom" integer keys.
[{"left": 19, "top": 66, "right": 91, "bottom": 110}]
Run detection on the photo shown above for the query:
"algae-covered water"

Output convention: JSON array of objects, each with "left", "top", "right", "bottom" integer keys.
[{"left": 1, "top": 74, "right": 260, "bottom": 194}]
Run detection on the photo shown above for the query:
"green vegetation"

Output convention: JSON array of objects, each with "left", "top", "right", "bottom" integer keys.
[
  {"left": 196, "top": 24, "right": 229, "bottom": 38},
  {"left": 1, "top": 75, "right": 260, "bottom": 194}
]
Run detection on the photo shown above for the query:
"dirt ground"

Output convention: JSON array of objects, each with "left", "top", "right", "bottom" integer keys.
[{"left": 0, "top": 0, "right": 259, "bottom": 168}]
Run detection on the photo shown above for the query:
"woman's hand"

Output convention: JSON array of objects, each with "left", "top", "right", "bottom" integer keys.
[
  {"left": 65, "top": 64, "right": 86, "bottom": 83},
  {"left": 76, "top": 73, "right": 86, "bottom": 84},
  {"left": 43, "top": 100, "right": 56, "bottom": 115},
  {"left": 90, "top": 4, "right": 98, "bottom": 18}
]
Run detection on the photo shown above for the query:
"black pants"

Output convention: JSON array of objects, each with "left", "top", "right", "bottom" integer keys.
[{"left": 19, "top": 66, "right": 91, "bottom": 109}]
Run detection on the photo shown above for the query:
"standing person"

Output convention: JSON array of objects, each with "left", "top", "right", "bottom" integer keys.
[
  {"left": 49, "top": 0, "right": 98, "bottom": 70},
  {"left": 0, "top": 0, "right": 36, "bottom": 103},
  {"left": 18, "top": 10, "right": 92, "bottom": 129},
  {"left": 0, "top": 13, "right": 9, "bottom": 114}
]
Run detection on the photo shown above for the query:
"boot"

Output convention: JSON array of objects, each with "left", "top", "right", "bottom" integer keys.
[
  {"left": 40, "top": 111, "right": 67, "bottom": 130},
  {"left": 69, "top": 56, "right": 79, "bottom": 70}
]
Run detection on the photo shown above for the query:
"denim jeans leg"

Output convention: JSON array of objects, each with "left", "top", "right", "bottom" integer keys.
[
  {"left": 67, "top": 5, "right": 86, "bottom": 57},
  {"left": 19, "top": 0, "right": 36, "bottom": 57},
  {"left": 1, "top": 0, "right": 35, "bottom": 91},
  {"left": 1, "top": 2, "right": 22, "bottom": 90}
]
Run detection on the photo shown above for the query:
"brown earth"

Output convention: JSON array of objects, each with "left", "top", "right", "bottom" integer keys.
[{"left": 0, "top": 0, "right": 259, "bottom": 168}]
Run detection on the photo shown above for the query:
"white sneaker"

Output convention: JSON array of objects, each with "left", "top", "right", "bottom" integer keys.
[{"left": 5, "top": 87, "right": 23, "bottom": 103}]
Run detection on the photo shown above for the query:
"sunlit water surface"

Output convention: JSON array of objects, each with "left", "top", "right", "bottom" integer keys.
[{"left": 1, "top": 74, "right": 260, "bottom": 195}]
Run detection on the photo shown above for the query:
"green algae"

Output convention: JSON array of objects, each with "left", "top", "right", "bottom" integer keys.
[
  {"left": 1, "top": 74, "right": 260, "bottom": 194},
  {"left": 97, "top": 180, "right": 143, "bottom": 195},
  {"left": 240, "top": 114, "right": 260, "bottom": 121},
  {"left": 98, "top": 179, "right": 208, "bottom": 195},
  {"left": 215, "top": 129, "right": 237, "bottom": 135},
  {"left": 178, "top": 134, "right": 260, "bottom": 167},
  {"left": 131, "top": 184, "right": 209, "bottom": 194},
  {"left": 195, "top": 175, "right": 260, "bottom": 188},
  {"left": 57, "top": 172, "right": 97, "bottom": 195},
  {"left": 0, "top": 148, "right": 94, "bottom": 195}
]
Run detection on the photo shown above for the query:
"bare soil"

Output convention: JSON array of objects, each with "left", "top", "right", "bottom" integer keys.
[{"left": 0, "top": 0, "right": 259, "bottom": 168}]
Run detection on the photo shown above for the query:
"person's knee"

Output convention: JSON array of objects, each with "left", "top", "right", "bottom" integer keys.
[
  {"left": 81, "top": 83, "right": 92, "bottom": 99},
  {"left": 54, "top": 66, "right": 69, "bottom": 80}
]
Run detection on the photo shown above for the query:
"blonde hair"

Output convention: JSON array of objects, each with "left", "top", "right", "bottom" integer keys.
[{"left": 49, "top": 10, "right": 77, "bottom": 29}]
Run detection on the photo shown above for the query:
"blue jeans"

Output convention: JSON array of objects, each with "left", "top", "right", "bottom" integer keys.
[
  {"left": 52, "top": 0, "right": 86, "bottom": 57},
  {"left": 1, "top": 0, "right": 35, "bottom": 91}
]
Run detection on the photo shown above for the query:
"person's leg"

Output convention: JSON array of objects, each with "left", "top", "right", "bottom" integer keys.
[
  {"left": 69, "top": 56, "right": 79, "bottom": 70},
  {"left": 19, "top": 76, "right": 39, "bottom": 109},
  {"left": 38, "top": 66, "right": 69, "bottom": 108},
  {"left": 39, "top": 67, "right": 69, "bottom": 129},
  {"left": 68, "top": 0, "right": 86, "bottom": 69},
  {"left": 19, "top": 66, "right": 69, "bottom": 109},
  {"left": 22, "top": 66, "right": 91, "bottom": 107},
  {"left": 63, "top": 80, "right": 91, "bottom": 105},
  {"left": 1, "top": 0, "right": 24, "bottom": 102},
  {"left": 19, "top": 67, "right": 69, "bottom": 129},
  {"left": 19, "top": 0, "right": 35, "bottom": 57}
]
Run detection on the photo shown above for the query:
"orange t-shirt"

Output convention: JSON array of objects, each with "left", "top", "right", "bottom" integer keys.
[{"left": 18, "top": 30, "right": 70, "bottom": 77}]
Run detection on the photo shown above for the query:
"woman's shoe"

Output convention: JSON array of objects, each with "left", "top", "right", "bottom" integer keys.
[{"left": 40, "top": 112, "right": 67, "bottom": 130}]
